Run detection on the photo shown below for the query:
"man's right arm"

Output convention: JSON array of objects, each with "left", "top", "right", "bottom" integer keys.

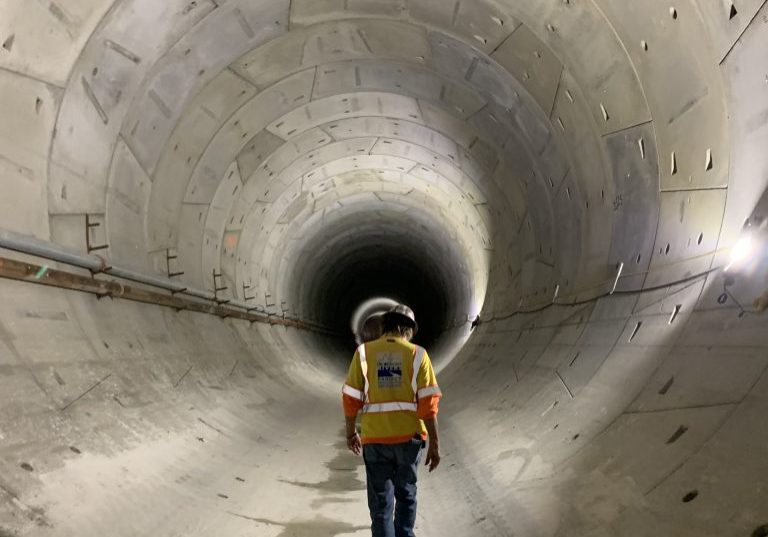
[
  {"left": 342, "top": 349, "right": 365, "bottom": 455},
  {"left": 424, "top": 417, "right": 440, "bottom": 471}
]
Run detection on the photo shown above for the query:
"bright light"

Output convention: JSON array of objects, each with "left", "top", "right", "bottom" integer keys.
[{"left": 726, "top": 235, "right": 754, "bottom": 272}]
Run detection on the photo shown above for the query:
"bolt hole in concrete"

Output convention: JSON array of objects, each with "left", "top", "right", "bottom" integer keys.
[
  {"left": 20, "top": 462, "right": 34, "bottom": 472},
  {"left": 69, "top": 446, "right": 82, "bottom": 454},
  {"left": 666, "top": 425, "right": 689, "bottom": 444},
  {"left": 1, "top": 34, "right": 14, "bottom": 51},
  {"left": 682, "top": 490, "right": 699, "bottom": 503},
  {"left": 753, "top": 524, "right": 768, "bottom": 537}
]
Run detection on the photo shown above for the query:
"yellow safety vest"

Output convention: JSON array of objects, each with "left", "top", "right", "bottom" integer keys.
[{"left": 343, "top": 336, "right": 440, "bottom": 444}]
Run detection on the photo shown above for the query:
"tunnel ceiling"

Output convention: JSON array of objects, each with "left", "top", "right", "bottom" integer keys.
[
  {"left": 1, "top": 0, "right": 763, "bottom": 342},
  {"left": 2, "top": 1, "right": 768, "bottom": 536}
]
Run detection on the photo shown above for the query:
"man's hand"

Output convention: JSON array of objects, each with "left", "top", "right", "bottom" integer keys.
[
  {"left": 345, "top": 415, "right": 361, "bottom": 455},
  {"left": 347, "top": 432, "right": 362, "bottom": 456},
  {"left": 425, "top": 440, "right": 440, "bottom": 472},
  {"left": 423, "top": 417, "right": 441, "bottom": 472}
]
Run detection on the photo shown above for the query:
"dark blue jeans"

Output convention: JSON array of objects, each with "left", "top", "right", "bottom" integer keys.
[{"left": 363, "top": 438, "right": 425, "bottom": 537}]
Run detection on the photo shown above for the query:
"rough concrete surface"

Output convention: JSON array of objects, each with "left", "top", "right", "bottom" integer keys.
[{"left": 0, "top": 0, "right": 767, "bottom": 536}]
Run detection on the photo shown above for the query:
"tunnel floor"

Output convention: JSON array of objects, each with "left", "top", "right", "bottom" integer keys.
[{"left": 1, "top": 0, "right": 768, "bottom": 536}]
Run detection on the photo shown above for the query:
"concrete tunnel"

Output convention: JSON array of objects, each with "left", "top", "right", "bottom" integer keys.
[{"left": 0, "top": 0, "right": 767, "bottom": 535}]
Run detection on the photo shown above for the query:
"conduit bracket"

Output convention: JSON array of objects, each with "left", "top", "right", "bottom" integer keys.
[
  {"left": 212, "top": 269, "right": 230, "bottom": 305},
  {"left": 242, "top": 282, "right": 256, "bottom": 302},
  {"left": 166, "top": 249, "right": 185, "bottom": 278},
  {"left": 243, "top": 283, "right": 264, "bottom": 316},
  {"left": 213, "top": 270, "right": 227, "bottom": 292},
  {"left": 85, "top": 215, "right": 109, "bottom": 253}
]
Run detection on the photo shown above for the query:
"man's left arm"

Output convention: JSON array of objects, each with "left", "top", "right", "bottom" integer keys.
[
  {"left": 345, "top": 415, "right": 361, "bottom": 455},
  {"left": 416, "top": 349, "right": 442, "bottom": 471}
]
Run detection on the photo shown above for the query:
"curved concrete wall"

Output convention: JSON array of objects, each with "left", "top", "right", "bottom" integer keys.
[{"left": 0, "top": 1, "right": 767, "bottom": 536}]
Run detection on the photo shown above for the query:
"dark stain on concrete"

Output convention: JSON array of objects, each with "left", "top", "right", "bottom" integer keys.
[
  {"left": 227, "top": 512, "right": 368, "bottom": 536},
  {"left": 245, "top": 396, "right": 276, "bottom": 410},
  {"left": 311, "top": 496, "right": 357, "bottom": 509},
  {"left": 19, "top": 310, "right": 68, "bottom": 321},
  {"left": 278, "top": 439, "right": 364, "bottom": 493}
]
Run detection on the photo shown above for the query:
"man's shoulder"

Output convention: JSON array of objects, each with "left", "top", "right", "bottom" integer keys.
[{"left": 368, "top": 336, "right": 418, "bottom": 352}]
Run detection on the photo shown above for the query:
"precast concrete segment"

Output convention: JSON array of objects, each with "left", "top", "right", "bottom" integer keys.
[{"left": 0, "top": 1, "right": 767, "bottom": 536}]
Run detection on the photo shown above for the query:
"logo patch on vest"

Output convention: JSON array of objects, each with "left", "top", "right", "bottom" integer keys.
[{"left": 376, "top": 352, "right": 403, "bottom": 389}]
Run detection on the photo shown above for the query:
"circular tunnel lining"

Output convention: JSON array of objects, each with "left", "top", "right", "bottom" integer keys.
[{"left": 282, "top": 207, "right": 476, "bottom": 362}]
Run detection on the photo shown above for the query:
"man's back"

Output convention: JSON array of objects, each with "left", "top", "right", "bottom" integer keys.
[{"left": 353, "top": 336, "right": 435, "bottom": 444}]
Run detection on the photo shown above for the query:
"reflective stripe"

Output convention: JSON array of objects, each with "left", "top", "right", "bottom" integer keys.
[
  {"left": 362, "top": 401, "right": 418, "bottom": 414},
  {"left": 418, "top": 385, "right": 441, "bottom": 398},
  {"left": 342, "top": 384, "right": 364, "bottom": 401},
  {"left": 412, "top": 346, "right": 426, "bottom": 396},
  {"left": 358, "top": 344, "right": 369, "bottom": 401}
]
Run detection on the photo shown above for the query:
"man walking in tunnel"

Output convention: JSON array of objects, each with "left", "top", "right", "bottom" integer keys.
[{"left": 342, "top": 305, "right": 442, "bottom": 537}]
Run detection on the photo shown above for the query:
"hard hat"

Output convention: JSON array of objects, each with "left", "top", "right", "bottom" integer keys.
[{"left": 387, "top": 304, "right": 418, "bottom": 335}]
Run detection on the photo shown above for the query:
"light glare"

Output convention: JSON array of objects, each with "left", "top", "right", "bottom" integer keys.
[{"left": 726, "top": 235, "right": 754, "bottom": 271}]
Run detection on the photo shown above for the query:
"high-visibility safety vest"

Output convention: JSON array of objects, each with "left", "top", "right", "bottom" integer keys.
[{"left": 342, "top": 336, "right": 441, "bottom": 445}]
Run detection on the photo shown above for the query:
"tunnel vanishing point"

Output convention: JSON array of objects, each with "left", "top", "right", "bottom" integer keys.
[{"left": 0, "top": 1, "right": 767, "bottom": 536}]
